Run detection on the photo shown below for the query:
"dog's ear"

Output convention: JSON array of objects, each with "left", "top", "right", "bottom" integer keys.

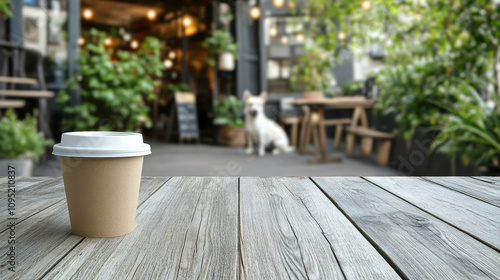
[
  {"left": 243, "top": 90, "right": 251, "bottom": 102},
  {"left": 260, "top": 91, "right": 267, "bottom": 103}
]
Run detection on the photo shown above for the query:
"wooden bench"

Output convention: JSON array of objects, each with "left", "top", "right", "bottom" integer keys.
[
  {"left": 0, "top": 43, "right": 55, "bottom": 138},
  {"left": 0, "top": 76, "right": 38, "bottom": 84},
  {"left": 345, "top": 126, "right": 394, "bottom": 165},
  {"left": 0, "top": 100, "right": 26, "bottom": 108},
  {"left": 0, "top": 90, "right": 54, "bottom": 98}
]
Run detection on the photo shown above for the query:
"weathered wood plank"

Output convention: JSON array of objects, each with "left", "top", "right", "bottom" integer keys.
[
  {"left": 0, "top": 176, "right": 169, "bottom": 279},
  {"left": 473, "top": 176, "right": 500, "bottom": 188},
  {"left": 239, "top": 177, "right": 400, "bottom": 279},
  {"left": 423, "top": 177, "right": 500, "bottom": 208},
  {"left": 0, "top": 76, "right": 38, "bottom": 84},
  {"left": 0, "top": 90, "right": 54, "bottom": 98},
  {"left": 313, "top": 177, "right": 500, "bottom": 280},
  {"left": 365, "top": 176, "right": 500, "bottom": 251},
  {"left": 0, "top": 177, "right": 60, "bottom": 232},
  {"left": 0, "top": 100, "right": 25, "bottom": 108},
  {"left": 43, "top": 177, "right": 239, "bottom": 279}
]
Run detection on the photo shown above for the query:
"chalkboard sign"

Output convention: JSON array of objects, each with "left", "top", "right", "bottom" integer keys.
[{"left": 175, "top": 92, "right": 199, "bottom": 142}]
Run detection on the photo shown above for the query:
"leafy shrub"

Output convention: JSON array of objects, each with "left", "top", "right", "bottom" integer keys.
[
  {"left": 432, "top": 84, "right": 500, "bottom": 167},
  {"left": 0, "top": 110, "right": 51, "bottom": 163},
  {"left": 57, "top": 28, "right": 164, "bottom": 132},
  {"left": 213, "top": 96, "right": 244, "bottom": 127}
]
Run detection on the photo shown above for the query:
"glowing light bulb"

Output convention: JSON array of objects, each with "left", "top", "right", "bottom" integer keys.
[
  {"left": 183, "top": 16, "right": 191, "bottom": 27},
  {"left": 250, "top": 6, "right": 261, "bottom": 20},
  {"left": 163, "top": 59, "right": 173, "bottom": 69},
  {"left": 338, "top": 32, "right": 347, "bottom": 41},
  {"left": 147, "top": 10, "right": 157, "bottom": 20},
  {"left": 104, "top": 37, "right": 112, "bottom": 47},
  {"left": 288, "top": 1, "right": 296, "bottom": 8},
  {"left": 130, "top": 40, "right": 139, "bottom": 49},
  {"left": 281, "top": 36, "right": 289, "bottom": 44},
  {"left": 78, "top": 37, "right": 85, "bottom": 46},
  {"left": 168, "top": 51, "right": 176, "bottom": 59},
  {"left": 361, "top": 0, "right": 371, "bottom": 10},
  {"left": 82, "top": 8, "right": 94, "bottom": 20},
  {"left": 269, "top": 26, "right": 277, "bottom": 37},
  {"left": 296, "top": 33, "right": 304, "bottom": 42},
  {"left": 273, "top": 0, "right": 285, "bottom": 8}
]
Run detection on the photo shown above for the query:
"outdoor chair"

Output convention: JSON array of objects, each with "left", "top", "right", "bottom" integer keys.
[{"left": 0, "top": 41, "right": 54, "bottom": 138}]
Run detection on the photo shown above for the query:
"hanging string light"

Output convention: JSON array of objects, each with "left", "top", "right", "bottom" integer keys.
[
  {"left": 250, "top": 5, "right": 261, "bottom": 20},
  {"left": 273, "top": 0, "right": 285, "bottom": 8},
  {"left": 288, "top": 1, "right": 296, "bottom": 9},
  {"left": 147, "top": 10, "right": 157, "bottom": 20},
  {"left": 168, "top": 51, "right": 176, "bottom": 59},
  {"left": 82, "top": 8, "right": 94, "bottom": 20},
  {"left": 104, "top": 37, "right": 112, "bottom": 47},
  {"left": 163, "top": 59, "right": 173, "bottom": 69},
  {"left": 78, "top": 37, "right": 85, "bottom": 46},
  {"left": 296, "top": 33, "right": 304, "bottom": 42},
  {"left": 361, "top": 0, "right": 371, "bottom": 10},
  {"left": 130, "top": 40, "right": 139, "bottom": 49},
  {"left": 183, "top": 15, "right": 192, "bottom": 27},
  {"left": 281, "top": 36, "right": 289, "bottom": 44},
  {"left": 338, "top": 32, "right": 347, "bottom": 41},
  {"left": 269, "top": 26, "right": 278, "bottom": 37}
]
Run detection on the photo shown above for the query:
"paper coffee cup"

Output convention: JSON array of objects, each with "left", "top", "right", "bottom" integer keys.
[{"left": 53, "top": 132, "right": 151, "bottom": 238}]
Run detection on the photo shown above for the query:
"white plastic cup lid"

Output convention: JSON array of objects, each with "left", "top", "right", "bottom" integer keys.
[{"left": 53, "top": 131, "right": 151, "bottom": 158}]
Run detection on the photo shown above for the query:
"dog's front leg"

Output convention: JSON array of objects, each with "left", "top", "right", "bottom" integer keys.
[
  {"left": 258, "top": 133, "right": 265, "bottom": 157},
  {"left": 246, "top": 133, "right": 254, "bottom": 155}
]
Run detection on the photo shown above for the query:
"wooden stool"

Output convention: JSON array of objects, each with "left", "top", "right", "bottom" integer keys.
[
  {"left": 282, "top": 116, "right": 300, "bottom": 148},
  {"left": 324, "top": 118, "right": 352, "bottom": 149},
  {"left": 345, "top": 127, "right": 394, "bottom": 165}
]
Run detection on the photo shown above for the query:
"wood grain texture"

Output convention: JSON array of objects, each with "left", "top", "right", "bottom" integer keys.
[
  {"left": 43, "top": 177, "right": 239, "bottom": 279},
  {"left": 239, "top": 177, "right": 400, "bottom": 279},
  {"left": 0, "top": 90, "right": 54, "bottom": 98},
  {"left": 0, "top": 176, "right": 169, "bottom": 279},
  {"left": 0, "top": 177, "right": 61, "bottom": 233},
  {"left": 424, "top": 176, "right": 500, "bottom": 208},
  {"left": 0, "top": 100, "right": 25, "bottom": 108},
  {"left": 0, "top": 76, "right": 38, "bottom": 84},
  {"left": 313, "top": 177, "right": 500, "bottom": 280},
  {"left": 473, "top": 176, "right": 500, "bottom": 187},
  {"left": 365, "top": 177, "right": 500, "bottom": 251}
]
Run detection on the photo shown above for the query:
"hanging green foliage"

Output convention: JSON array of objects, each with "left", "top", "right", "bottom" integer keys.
[{"left": 57, "top": 28, "right": 164, "bottom": 132}]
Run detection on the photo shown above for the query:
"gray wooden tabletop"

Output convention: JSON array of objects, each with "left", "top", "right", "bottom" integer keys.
[{"left": 1, "top": 176, "right": 500, "bottom": 279}]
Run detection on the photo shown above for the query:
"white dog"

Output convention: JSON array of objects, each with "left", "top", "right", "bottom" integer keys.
[{"left": 244, "top": 90, "right": 294, "bottom": 156}]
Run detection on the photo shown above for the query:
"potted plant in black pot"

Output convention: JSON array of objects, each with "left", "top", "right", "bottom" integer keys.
[
  {"left": 214, "top": 96, "right": 245, "bottom": 146},
  {"left": 0, "top": 110, "right": 52, "bottom": 176}
]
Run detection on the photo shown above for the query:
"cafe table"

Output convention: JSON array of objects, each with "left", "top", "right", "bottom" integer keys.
[
  {"left": 1, "top": 176, "right": 500, "bottom": 279},
  {"left": 291, "top": 97, "right": 375, "bottom": 164}
]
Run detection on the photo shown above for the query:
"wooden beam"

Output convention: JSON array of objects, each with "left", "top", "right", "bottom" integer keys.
[
  {"left": 0, "top": 100, "right": 26, "bottom": 108},
  {"left": 0, "top": 90, "right": 54, "bottom": 98},
  {"left": 0, "top": 76, "right": 38, "bottom": 84}
]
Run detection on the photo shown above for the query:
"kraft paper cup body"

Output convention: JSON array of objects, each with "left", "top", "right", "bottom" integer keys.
[{"left": 53, "top": 132, "right": 151, "bottom": 238}]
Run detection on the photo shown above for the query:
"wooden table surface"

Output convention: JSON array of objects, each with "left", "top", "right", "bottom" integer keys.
[{"left": 1, "top": 176, "right": 500, "bottom": 279}]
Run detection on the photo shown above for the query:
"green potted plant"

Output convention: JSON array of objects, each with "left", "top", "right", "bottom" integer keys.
[
  {"left": 0, "top": 110, "right": 52, "bottom": 176},
  {"left": 57, "top": 28, "right": 164, "bottom": 132},
  {"left": 201, "top": 12, "right": 238, "bottom": 71},
  {"left": 432, "top": 84, "right": 500, "bottom": 173},
  {"left": 214, "top": 96, "right": 245, "bottom": 146}
]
